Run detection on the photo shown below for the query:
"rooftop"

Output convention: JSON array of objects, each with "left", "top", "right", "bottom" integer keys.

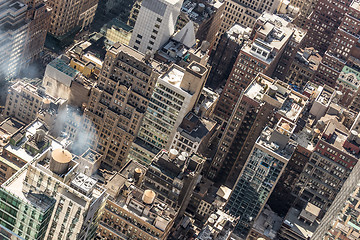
[
  {"left": 3, "top": 167, "right": 55, "bottom": 212},
  {"left": 4, "top": 121, "right": 63, "bottom": 163},
  {"left": 283, "top": 207, "right": 319, "bottom": 239},
  {"left": 295, "top": 48, "right": 322, "bottom": 72},
  {"left": 257, "top": 120, "right": 297, "bottom": 160},
  {"left": 245, "top": 74, "right": 307, "bottom": 121},
  {"left": 251, "top": 206, "right": 283, "bottom": 239},
  {"left": 160, "top": 65, "right": 185, "bottom": 89},
  {"left": 48, "top": 58, "right": 79, "bottom": 78}
]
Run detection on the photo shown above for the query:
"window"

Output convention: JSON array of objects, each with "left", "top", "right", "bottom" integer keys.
[
  {"left": 137, "top": 34, "right": 142, "bottom": 39},
  {"left": 156, "top": 17, "right": 162, "bottom": 23},
  {"left": 152, "top": 29, "right": 158, "bottom": 34},
  {"left": 149, "top": 40, "right": 154, "bottom": 45}
]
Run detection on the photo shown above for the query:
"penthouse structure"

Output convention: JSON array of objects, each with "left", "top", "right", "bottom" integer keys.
[
  {"left": 98, "top": 161, "right": 177, "bottom": 240},
  {"left": 208, "top": 74, "right": 307, "bottom": 186},
  {"left": 225, "top": 118, "right": 297, "bottom": 238},
  {"left": 0, "top": 144, "right": 107, "bottom": 239},
  {"left": 214, "top": 13, "right": 296, "bottom": 122},
  {"left": 129, "top": 0, "right": 183, "bottom": 54},
  {"left": 83, "top": 43, "right": 162, "bottom": 170},
  {"left": 209, "top": 0, "right": 280, "bottom": 50},
  {"left": 42, "top": 57, "right": 94, "bottom": 108},
  {"left": 130, "top": 62, "right": 208, "bottom": 165}
]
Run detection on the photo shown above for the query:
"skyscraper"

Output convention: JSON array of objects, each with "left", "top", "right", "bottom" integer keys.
[
  {"left": 129, "top": 62, "right": 208, "bottom": 165},
  {"left": 129, "top": 0, "right": 183, "bottom": 54},
  {"left": 213, "top": 13, "right": 296, "bottom": 123},
  {"left": 83, "top": 43, "right": 161, "bottom": 170},
  {"left": 0, "top": 0, "right": 50, "bottom": 77},
  {"left": 225, "top": 118, "right": 297, "bottom": 238}
]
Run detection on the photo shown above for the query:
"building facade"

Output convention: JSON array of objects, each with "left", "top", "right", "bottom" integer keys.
[
  {"left": 129, "top": 0, "right": 183, "bottom": 54},
  {"left": 225, "top": 118, "right": 297, "bottom": 238},
  {"left": 83, "top": 43, "right": 161, "bottom": 170}
]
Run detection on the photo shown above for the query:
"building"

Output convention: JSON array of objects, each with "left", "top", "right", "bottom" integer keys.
[
  {"left": 42, "top": 57, "right": 94, "bottom": 108},
  {"left": 291, "top": 0, "right": 319, "bottom": 28},
  {"left": 24, "top": 0, "right": 52, "bottom": 63},
  {"left": 207, "top": 24, "right": 251, "bottom": 89},
  {"left": 284, "top": 47, "right": 322, "bottom": 90},
  {"left": 208, "top": 74, "right": 308, "bottom": 185},
  {"left": 312, "top": 0, "right": 360, "bottom": 88},
  {"left": 336, "top": 65, "right": 360, "bottom": 110},
  {"left": 225, "top": 118, "right": 297, "bottom": 238},
  {"left": 47, "top": 0, "right": 98, "bottom": 37},
  {"left": 129, "top": 0, "right": 183, "bottom": 54},
  {"left": 169, "top": 112, "right": 217, "bottom": 157},
  {"left": 142, "top": 150, "right": 204, "bottom": 216},
  {"left": 101, "top": 18, "right": 133, "bottom": 46},
  {"left": 97, "top": 160, "right": 177, "bottom": 240},
  {"left": 129, "top": 62, "right": 208, "bottom": 165},
  {"left": 294, "top": 117, "right": 360, "bottom": 219},
  {"left": 209, "top": 0, "right": 280, "bottom": 50},
  {"left": 278, "top": 203, "right": 320, "bottom": 240},
  {"left": 3, "top": 81, "right": 66, "bottom": 126},
  {"left": 322, "top": 185, "right": 360, "bottom": 239},
  {"left": 0, "top": 144, "right": 107, "bottom": 239},
  {"left": 0, "top": 118, "right": 25, "bottom": 150},
  {"left": 0, "top": 0, "right": 51, "bottom": 77},
  {"left": 248, "top": 205, "right": 283, "bottom": 240},
  {"left": 196, "top": 209, "right": 236, "bottom": 240},
  {"left": 213, "top": 13, "right": 296, "bottom": 123},
  {"left": 302, "top": 0, "right": 351, "bottom": 55},
  {"left": 83, "top": 43, "right": 161, "bottom": 170},
  {"left": 0, "top": 120, "right": 64, "bottom": 183}
]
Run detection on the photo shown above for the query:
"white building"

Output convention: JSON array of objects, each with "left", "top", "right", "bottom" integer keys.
[
  {"left": 129, "top": 0, "right": 183, "bottom": 54},
  {"left": 129, "top": 62, "right": 208, "bottom": 165}
]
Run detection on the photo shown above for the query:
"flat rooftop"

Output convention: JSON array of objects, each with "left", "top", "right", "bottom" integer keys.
[
  {"left": 160, "top": 65, "right": 185, "bottom": 89},
  {"left": 283, "top": 207, "right": 319, "bottom": 239},
  {"left": 3, "top": 168, "right": 55, "bottom": 212},
  {"left": 245, "top": 74, "right": 307, "bottom": 121}
]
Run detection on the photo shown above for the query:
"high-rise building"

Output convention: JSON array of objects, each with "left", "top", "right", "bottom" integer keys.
[
  {"left": 142, "top": 150, "right": 204, "bottom": 216},
  {"left": 47, "top": 0, "right": 98, "bottom": 37},
  {"left": 209, "top": 0, "right": 280, "bottom": 50},
  {"left": 129, "top": 62, "right": 208, "bottom": 165},
  {"left": 0, "top": 0, "right": 51, "bottom": 77},
  {"left": 312, "top": 0, "right": 360, "bottom": 88},
  {"left": 129, "top": 0, "right": 183, "bottom": 54},
  {"left": 225, "top": 118, "right": 297, "bottom": 238},
  {"left": 213, "top": 13, "right": 296, "bottom": 123},
  {"left": 302, "top": 0, "right": 352, "bottom": 55},
  {"left": 208, "top": 74, "right": 308, "bottom": 185},
  {"left": 83, "top": 43, "right": 161, "bottom": 170},
  {"left": 0, "top": 145, "right": 107, "bottom": 239},
  {"left": 207, "top": 24, "right": 251, "bottom": 89}
]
